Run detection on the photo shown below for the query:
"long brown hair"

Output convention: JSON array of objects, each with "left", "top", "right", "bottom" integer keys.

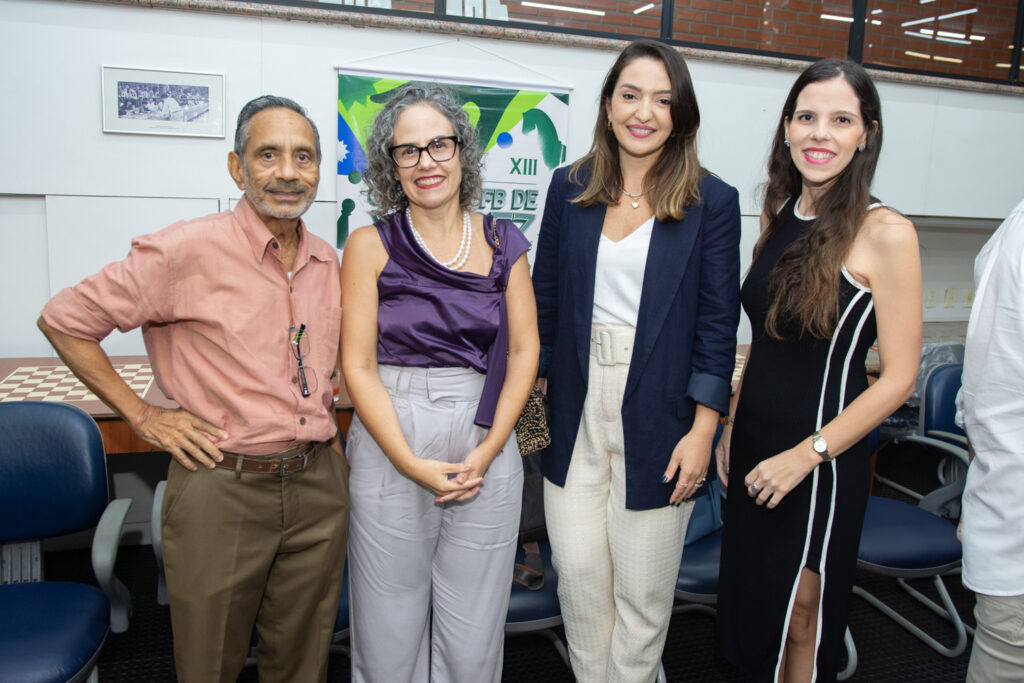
[
  {"left": 757, "top": 59, "right": 883, "bottom": 339},
  {"left": 569, "top": 40, "right": 704, "bottom": 221}
]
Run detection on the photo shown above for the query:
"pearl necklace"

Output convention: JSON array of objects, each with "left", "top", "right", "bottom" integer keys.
[
  {"left": 406, "top": 208, "right": 472, "bottom": 270},
  {"left": 621, "top": 186, "right": 653, "bottom": 209}
]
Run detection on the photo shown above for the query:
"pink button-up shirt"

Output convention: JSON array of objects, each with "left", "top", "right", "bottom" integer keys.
[{"left": 42, "top": 199, "right": 341, "bottom": 455}]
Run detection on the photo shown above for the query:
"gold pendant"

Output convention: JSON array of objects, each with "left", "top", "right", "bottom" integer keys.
[{"left": 631, "top": 200, "right": 640, "bottom": 209}]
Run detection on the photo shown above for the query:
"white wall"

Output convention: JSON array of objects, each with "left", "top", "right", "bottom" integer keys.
[{"left": 2, "top": 0, "right": 1021, "bottom": 354}]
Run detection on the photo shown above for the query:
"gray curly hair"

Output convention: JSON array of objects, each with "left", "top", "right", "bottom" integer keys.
[{"left": 362, "top": 83, "right": 483, "bottom": 215}]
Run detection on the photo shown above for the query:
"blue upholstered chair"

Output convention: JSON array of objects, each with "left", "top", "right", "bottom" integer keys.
[
  {"left": 504, "top": 540, "right": 570, "bottom": 669},
  {"left": 876, "top": 363, "right": 967, "bottom": 517},
  {"left": 853, "top": 490, "right": 969, "bottom": 659},
  {"left": 853, "top": 367, "right": 971, "bottom": 659},
  {"left": 0, "top": 402, "right": 132, "bottom": 683},
  {"left": 674, "top": 527, "right": 722, "bottom": 619}
]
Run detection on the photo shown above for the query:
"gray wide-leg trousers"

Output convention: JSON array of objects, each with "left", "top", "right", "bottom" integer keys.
[{"left": 347, "top": 365, "right": 523, "bottom": 683}]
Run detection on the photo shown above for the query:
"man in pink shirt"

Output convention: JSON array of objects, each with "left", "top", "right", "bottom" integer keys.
[{"left": 38, "top": 95, "right": 348, "bottom": 683}]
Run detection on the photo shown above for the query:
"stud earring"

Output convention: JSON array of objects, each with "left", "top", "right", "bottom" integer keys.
[
  {"left": 857, "top": 143, "right": 866, "bottom": 152},
  {"left": 784, "top": 139, "right": 790, "bottom": 148}
]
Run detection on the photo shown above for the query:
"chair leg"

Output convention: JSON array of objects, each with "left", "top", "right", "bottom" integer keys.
[
  {"left": 852, "top": 575, "right": 968, "bottom": 657},
  {"left": 543, "top": 629, "right": 571, "bottom": 668},
  {"left": 872, "top": 474, "right": 925, "bottom": 501},
  {"left": 837, "top": 626, "right": 857, "bottom": 681}
]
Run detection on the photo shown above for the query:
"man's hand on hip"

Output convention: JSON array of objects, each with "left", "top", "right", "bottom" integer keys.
[{"left": 134, "top": 405, "right": 227, "bottom": 471}]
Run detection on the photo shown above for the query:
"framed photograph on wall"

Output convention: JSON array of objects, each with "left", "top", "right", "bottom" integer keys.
[{"left": 102, "top": 66, "right": 225, "bottom": 137}]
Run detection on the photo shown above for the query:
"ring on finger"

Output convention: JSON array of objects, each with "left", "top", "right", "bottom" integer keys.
[{"left": 749, "top": 483, "right": 761, "bottom": 495}]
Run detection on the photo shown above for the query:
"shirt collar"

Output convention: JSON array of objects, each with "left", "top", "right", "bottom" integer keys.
[{"left": 233, "top": 197, "right": 334, "bottom": 267}]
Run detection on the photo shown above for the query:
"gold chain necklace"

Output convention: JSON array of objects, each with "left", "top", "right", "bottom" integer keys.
[{"left": 620, "top": 186, "right": 653, "bottom": 209}]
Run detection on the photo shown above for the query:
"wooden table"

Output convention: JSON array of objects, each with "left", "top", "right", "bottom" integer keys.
[
  {"left": 0, "top": 356, "right": 353, "bottom": 454},
  {"left": 3, "top": 345, "right": 748, "bottom": 454}
]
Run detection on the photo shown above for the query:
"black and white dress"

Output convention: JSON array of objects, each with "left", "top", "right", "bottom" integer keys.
[{"left": 717, "top": 197, "right": 880, "bottom": 682}]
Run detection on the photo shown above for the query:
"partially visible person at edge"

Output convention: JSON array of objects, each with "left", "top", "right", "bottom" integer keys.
[
  {"left": 38, "top": 95, "right": 349, "bottom": 682},
  {"left": 340, "top": 83, "right": 539, "bottom": 682},
  {"left": 531, "top": 39, "right": 741, "bottom": 682},
  {"left": 715, "top": 59, "right": 921, "bottom": 682},
  {"left": 955, "top": 197, "right": 1024, "bottom": 683}
]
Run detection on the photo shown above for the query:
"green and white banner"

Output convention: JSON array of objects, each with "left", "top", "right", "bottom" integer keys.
[{"left": 336, "top": 71, "right": 570, "bottom": 264}]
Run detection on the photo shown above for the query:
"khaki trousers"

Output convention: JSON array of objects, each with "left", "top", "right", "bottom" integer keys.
[
  {"left": 967, "top": 592, "right": 1024, "bottom": 683},
  {"left": 545, "top": 325, "right": 693, "bottom": 683},
  {"left": 162, "top": 441, "right": 350, "bottom": 683}
]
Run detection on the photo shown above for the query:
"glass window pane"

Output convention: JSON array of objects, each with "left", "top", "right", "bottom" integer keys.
[
  {"left": 673, "top": 0, "right": 851, "bottom": 58},
  {"left": 447, "top": 0, "right": 661, "bottom": 38},
  {"left": 315, "top": 0, "right": 435, "bottom": 13},
  {"left": 863, "top": 1, "right": 1019, "bottom": 81}
]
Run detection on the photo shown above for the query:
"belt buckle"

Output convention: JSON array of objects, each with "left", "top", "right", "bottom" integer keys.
[
  {"left": 278, "top": 449, "right": 310, "bottom": 477},
  {"left": 595, "top": 328, "right": 616, "bottom": 366}
]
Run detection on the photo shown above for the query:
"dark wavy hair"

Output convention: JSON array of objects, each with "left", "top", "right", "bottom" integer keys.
[
  {"left": 234, "top": 95, "right": 321, "bottom": 161},
  {"left": 570, "top": 39, "right": 705, "bottom": 221},
  {"left": 757, "top": 58, "right": 883, "bottom": 340},
  {"left": 362, "top": 83, "right": 483, "bottom": 215}
]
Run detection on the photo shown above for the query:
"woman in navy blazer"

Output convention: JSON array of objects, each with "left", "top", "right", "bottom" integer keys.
[{"left": 532, "top": 40, "right": 741, "bottom": 682}]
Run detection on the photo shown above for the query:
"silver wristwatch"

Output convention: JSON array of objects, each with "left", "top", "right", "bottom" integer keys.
[{"left": 811, "top": 430, "right": 832, "bottom": 462}]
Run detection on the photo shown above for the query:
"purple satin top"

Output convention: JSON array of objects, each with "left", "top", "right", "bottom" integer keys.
[{"left": 375, "top": 211, "right": 530, "bottom": 427}]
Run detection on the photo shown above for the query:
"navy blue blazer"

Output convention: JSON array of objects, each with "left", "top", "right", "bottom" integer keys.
[{"left": 532, "top": 164, "right": 741, "bottom": 510}]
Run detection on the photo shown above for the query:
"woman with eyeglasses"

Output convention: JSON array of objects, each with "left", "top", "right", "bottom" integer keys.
[
  {"left": 532, "top": 40, "right": 741, "bottom": 681},
  {"left": 340, "top": 83, "right": 539, "bottom": 683}
]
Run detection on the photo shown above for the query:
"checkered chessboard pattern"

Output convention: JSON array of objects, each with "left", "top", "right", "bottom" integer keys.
[
  {"left": 733, "top": 352, "right": 746, "bottom": 383},
  {"left": 0, "top": 364, "right": 154, "bottom": 403}
]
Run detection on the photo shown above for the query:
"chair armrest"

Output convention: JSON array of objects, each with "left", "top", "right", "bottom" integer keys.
[
  {"left": 919, "top": 479, "right": 966, "bottom": 519},
  {"left": 900, "top": 436, "right": 970, "bottom": 466},
  {"left": 152, "top": 481, "right": 168, "bottom": 605},
  {"left": 91, "top": 497, "right": 132, "bottom": 633},
  {"left": 926, "top": 431, "right": 968, "bottom": 447}
]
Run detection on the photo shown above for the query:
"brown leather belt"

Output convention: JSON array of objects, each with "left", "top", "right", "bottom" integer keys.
[{"left": 217, "top": 442, "right": 322, "bottom": 477}]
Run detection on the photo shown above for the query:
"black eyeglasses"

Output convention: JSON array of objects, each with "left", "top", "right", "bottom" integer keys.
[
  {"left": 290, "top": 324, "right": 318, "bottom": 398},
  {"left": 388, "top": 136, "right": 460, "bottom": 168}
]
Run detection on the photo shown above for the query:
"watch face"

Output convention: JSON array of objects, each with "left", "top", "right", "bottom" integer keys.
[{"left": 814, "top": 440, "right": 827, "bottom": 453}]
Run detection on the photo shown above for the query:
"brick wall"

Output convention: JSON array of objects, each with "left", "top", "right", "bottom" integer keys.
[
  {"left": 863, "top": 0, "right": 1019, "bottom": 81},
  {"left": 505, "top": 0, "right": 663, "bottom": 38},
  {"left": 392, "top": 0, "right": 434, "bottom": 11},
  {"left": 673, "top": 0, "right": 850, "bottom": 58},
  {"left": 305, "top": 0, "right": 1022, "bottom": 82}
]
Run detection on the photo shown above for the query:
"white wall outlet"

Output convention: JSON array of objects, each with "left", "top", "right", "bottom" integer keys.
[
  {"left": 925, "top": 288, "right": 938, "bottom": 308},
  {"left": 944, "top": 288, "right": 958, "bottom": 308}
]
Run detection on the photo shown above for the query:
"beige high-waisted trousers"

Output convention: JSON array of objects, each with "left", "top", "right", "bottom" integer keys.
[{"left": 545, "top": 324, "right": 693, "bottom": 683}]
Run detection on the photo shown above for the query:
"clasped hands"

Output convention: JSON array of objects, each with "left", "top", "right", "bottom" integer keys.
[{"left": 406, "top": 445, "right": 493, "bottom": 504}]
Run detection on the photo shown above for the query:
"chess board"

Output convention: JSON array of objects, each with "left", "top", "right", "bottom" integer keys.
[
  {"left": 0, "top": 363, "right": 154, "bottom": 403},
  {"left": 733, "top": 352, "right": 747, "bottom": 383}
]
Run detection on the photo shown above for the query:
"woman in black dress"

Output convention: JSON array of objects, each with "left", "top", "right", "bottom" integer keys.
[{"left": 716, "top": 59, "right": 922, "bottom": 682}]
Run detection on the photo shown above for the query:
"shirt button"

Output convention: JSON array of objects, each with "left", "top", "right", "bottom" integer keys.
[
  {"left": 299, "top": 417, "right": 307, "bottom": 425},
  {"left": 292, "top": 376, "right": 298, "bottom": 384},
  {"left": 272, "top": 241, "right": 279, "bottom": 249}
]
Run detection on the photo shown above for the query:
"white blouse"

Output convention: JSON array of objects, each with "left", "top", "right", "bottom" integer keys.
[{"left": 592, "top": 216, "right": 655, "bottom": 327}]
